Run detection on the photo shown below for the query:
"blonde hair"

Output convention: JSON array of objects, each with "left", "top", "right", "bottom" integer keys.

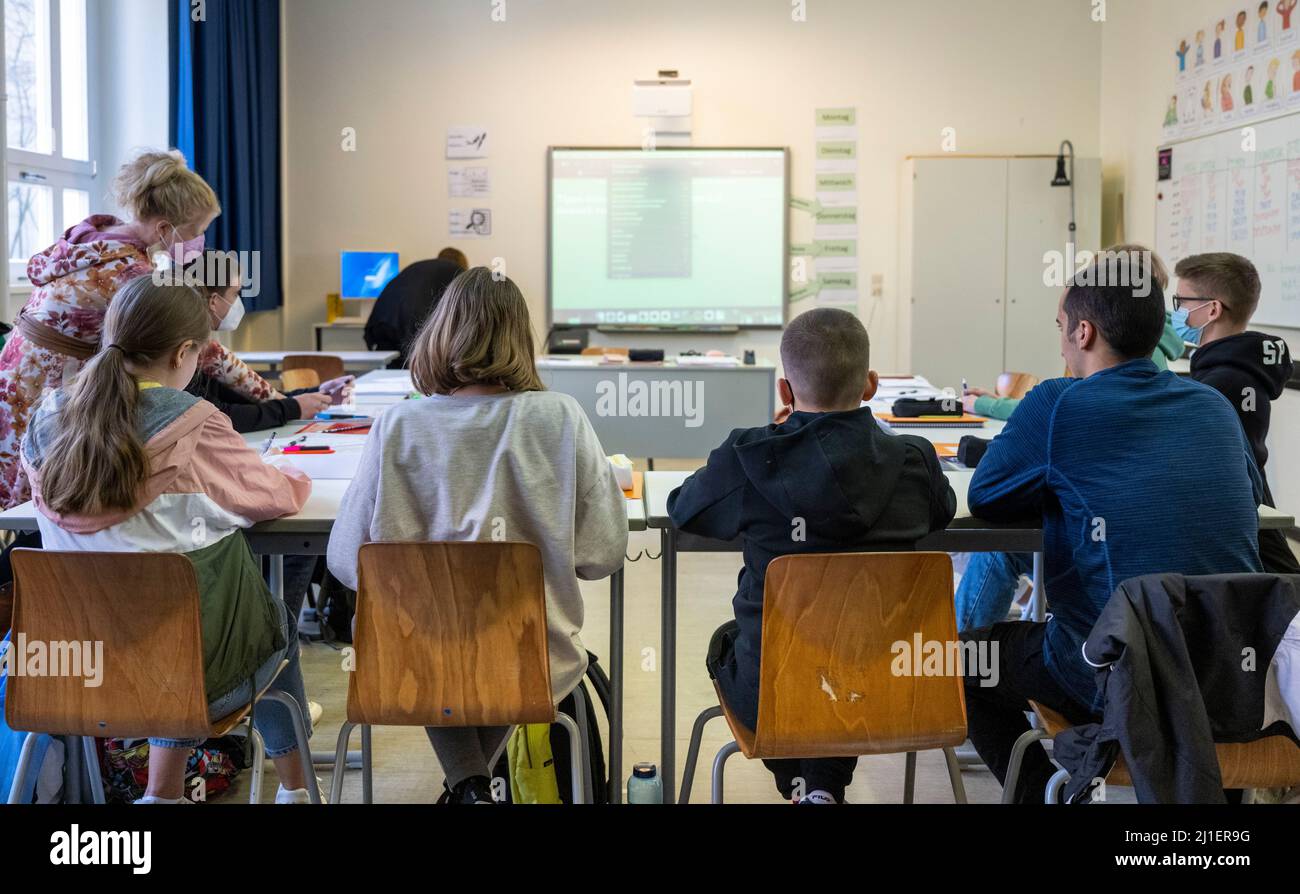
[
  {"left": 38, "top": 276, "right": 212, "bottom": 515},
  {"left": 112, "top": 149, "right": 221, "bottom": 227},
  {"left": 409, "top": 267, "right": 545, "bottom": 396}
]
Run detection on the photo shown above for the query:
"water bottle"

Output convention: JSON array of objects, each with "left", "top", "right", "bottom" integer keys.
[{"left": 626, "top": 763, "right": 663, "bottom": 803}]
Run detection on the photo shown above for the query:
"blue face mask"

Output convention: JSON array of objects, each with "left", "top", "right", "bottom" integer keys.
[{"left": 1172, "top": 306, "right": 1205, "bottom": 345}]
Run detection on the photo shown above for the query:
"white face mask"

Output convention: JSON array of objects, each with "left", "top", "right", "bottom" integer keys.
[{"left": 216, "top": 296, "right": 246, "bottom": 332}]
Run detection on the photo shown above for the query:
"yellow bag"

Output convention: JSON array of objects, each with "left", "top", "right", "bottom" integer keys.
[{"left": 506, "top": 724, "right": 561, "bottom": 804}]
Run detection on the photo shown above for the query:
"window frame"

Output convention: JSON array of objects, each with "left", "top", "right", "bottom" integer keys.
[{"left": 4, "top": 0, "right": 101, "bottom": 291}]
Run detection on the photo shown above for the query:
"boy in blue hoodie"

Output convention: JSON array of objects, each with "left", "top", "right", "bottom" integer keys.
[{"left": 668, "top": 309, "right": 957, "bottom": 804}]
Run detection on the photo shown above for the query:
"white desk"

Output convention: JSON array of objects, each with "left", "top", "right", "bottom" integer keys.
[{"left": 237, "top": 351, "right": 398, "bottom": 374}]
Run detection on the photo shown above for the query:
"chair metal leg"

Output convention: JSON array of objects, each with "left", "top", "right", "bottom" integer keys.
[
  {"left": 360, "top": 724, "right": 373, "bottom": 804},
  {"left": 554, "top": 712, "right": 586, "bottom": 804},
  {"left": 679, "top": 705, "right": 723, "bottom": 804},
  {"left": 81, "top": 737, "right": 106, "bottom": 804},
  {"left": 1001, "top": 728, "right": 1049, "bottom": 805},
  {"left": 259, "top": 690, "right": 321, "bottom": 804},
  {"left": 247, "top": 727, "right": 267, "bottom": 804},
  {"left": 710, "top": 741, "right": 741, "bottom": 804},
  {"left": 7, "top": 733, "right": 39, "bottom": 804},
  {"left": 1045, "top": 767, "right": 1070, "bottom": 804},
  {"left": 942, "top": 747, "right": 968, "bottom": 804},
  {"left": 330, "top": 722, "right": 356, "bottom": 805},
  {"left": 903, "top": 752, "right": 917, "bottom": 804},
  {"left": 571, "top": 685, "right": 594, "bottom": 804}
]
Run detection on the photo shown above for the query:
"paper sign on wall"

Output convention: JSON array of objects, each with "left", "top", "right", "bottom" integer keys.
[
  {"left": 450, "top": 166, "right": 491, "bottom": 197},
  {"left": 446, "top": 126, "right": 489, "bottom": 159},
  {"left": 449, "top": 208, "right": 492, "bottom": 238}
]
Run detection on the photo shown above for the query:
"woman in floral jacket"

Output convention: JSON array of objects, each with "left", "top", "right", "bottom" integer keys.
[{"left": 0, "top": 150, "right": 280, "bottom": 510}]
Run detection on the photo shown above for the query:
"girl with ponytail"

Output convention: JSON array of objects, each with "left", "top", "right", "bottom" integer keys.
[{"left": 21, "top": 275, "right": 322, "bottom": 804}]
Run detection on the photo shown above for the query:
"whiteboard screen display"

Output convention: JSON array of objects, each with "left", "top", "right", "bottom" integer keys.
[
  {"left": 548, "top": 148, "right": 787, "bottom": 328},
  {"left": 1156, "top": 113, "right": 1300, "bottom": 328}
]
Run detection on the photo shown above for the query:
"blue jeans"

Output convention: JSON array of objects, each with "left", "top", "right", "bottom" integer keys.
[
  {"left": 150, "top": 600, "right": 311, "bottom": 758},
  {"left": 954, "top": 552, "right": 1032, "bottom": 633}
]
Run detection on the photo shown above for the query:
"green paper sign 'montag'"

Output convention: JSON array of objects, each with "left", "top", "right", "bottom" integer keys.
[{"left": 815, "top": 108, "right": 857, "bottom": 127}]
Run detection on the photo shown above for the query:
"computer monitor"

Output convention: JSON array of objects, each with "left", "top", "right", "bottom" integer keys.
[{"left": 341, "top": 251, "right": 400, "bottom": 299}]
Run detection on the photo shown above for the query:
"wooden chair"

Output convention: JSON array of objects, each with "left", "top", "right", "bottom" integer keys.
[
  {"left": 1004, "top": 701, "right": 1300, "bottom": 804},
  {"left": 996, "top": 371, "right": 1040, "bottom": 400},
  {"left": 281, "top": 354, "right": 345, "bottom": 391},
  {"left": 329, "top": 542, "right": 591, "bottom": 804},
  {"left": 5, "top": 550, "right": 317, "bottom": 804},
  {"left": 679, "top": 552, "right": 969, "bottom": 804}
]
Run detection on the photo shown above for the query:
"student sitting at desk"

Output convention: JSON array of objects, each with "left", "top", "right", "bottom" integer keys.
[
  {"left": 962, "top": 245, "right": 1183, "bottom": 421},
  {"left": 668, "top": 308, "right": 956, "bottom": 805},
  {"left": 328, "top": 267, "right": 627, "bottom": 804},
  {"left": 1171, "top": 252, "right": 1299, "bottom": 573},
  {"left": 960, "top": 258, "right": 1263, "bottom": 803},
  {"left": 20, "top": 276, "right": 319, "bottom": 804},
  {"left": 953, "top": 246, "right": 1180, "bottom": 632}
]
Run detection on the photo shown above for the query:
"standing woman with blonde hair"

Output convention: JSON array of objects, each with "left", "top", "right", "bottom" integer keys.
[{"left": 0, "top": 149, "right": 282, "bottom": 513}]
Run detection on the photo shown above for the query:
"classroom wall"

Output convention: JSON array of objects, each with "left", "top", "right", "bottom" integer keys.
[
  {"left": 1100, "top": 0, "right": 1300, "bottom": 520},
  {"left": 273, "top": 0, "right": 1104, "bottom": 372}
]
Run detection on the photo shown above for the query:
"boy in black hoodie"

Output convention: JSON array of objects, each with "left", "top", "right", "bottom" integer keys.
[
  {"left": 668, "top": 309, "right": 957, "bottom": 803},
  {"left": 1173, "top": 252, "right": 1299, "bottom": 573}
]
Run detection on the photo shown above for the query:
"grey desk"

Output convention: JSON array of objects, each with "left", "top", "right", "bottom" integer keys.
[
  {"left": 643, "top": 467, "right": 1296, "bottom": 804},
  {"left": 537, "top": 361, "right": 777, "bottom": 459},
  {"left": 237, "top": 350, "right": 398, "bottom": 375},
  {"left": 0, "top": 421, "right": 646, "bottom": 805}
]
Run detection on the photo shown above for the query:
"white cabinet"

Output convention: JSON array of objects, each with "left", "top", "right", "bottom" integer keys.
[{"left": 900, "top": 156, "right": 1102, "bottom": 393}]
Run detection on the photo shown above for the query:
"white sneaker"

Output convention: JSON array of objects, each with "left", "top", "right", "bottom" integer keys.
[
  {"left": 308, "top": 700, "right": 323, "bottom": 725},
  {"left": 134, "top": 795, "right": 194, "bottom": 805},
  {"left": 275, "top": 777, "right": 328, "bottom": 804}
]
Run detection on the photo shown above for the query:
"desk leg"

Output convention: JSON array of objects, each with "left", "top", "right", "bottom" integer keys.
[
  {"left": 269, "top": 555, "right": 285, "bottom": 603},
  {"left": 660, "top": 527, "right": 677, "bottom": 804},
  {"left": 609, "top": 568, "right": 625, "bottom": 804},
  {"left": 1031, "top": 552, "right": 1045, "bottom": 622}
]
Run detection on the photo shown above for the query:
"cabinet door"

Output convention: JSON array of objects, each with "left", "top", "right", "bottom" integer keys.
[
  {"left": 909, "top": 158, "right": 1009, "bottom": 393},
  {"left": 1004, "top": 157, "right": 1102, "bottom": 382}
]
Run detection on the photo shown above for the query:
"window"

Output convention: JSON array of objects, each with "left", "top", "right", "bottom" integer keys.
[{"left": 5, "top": 0, "right": 96, "bottom": 286}]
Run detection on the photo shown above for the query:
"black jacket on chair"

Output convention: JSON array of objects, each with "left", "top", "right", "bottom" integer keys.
[{"left": 1055, "top": 573, "right": 1300, "bottom": 804}]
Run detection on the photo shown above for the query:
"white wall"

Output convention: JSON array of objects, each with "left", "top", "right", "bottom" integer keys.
[
  {"left": 1100, "top": 0, "right": 1300, "bottom": 520},
  {"left": 92, "top": 0, "right": 170, "bottom": 215},
  {"left": 276, "top": 0, "right": 1104, "bottom": 371}
]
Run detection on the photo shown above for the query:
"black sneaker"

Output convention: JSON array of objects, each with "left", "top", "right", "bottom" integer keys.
[{"left": 446, "top": 775, "right": 497, "bottom": 804}]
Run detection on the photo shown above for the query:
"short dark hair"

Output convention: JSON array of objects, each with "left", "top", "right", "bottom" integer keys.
[
  {"left": 1063, "top": 260, "right": 1166, "bottom": 360},
  {"left": 437, "top": 247, "right": 469, "bottom": 271},
  {"left": 1174, "top": 252, "right": 1261, "bottom": 325},
  {"left": 780, "top": 308, "right": 870, "bottom": 407}
]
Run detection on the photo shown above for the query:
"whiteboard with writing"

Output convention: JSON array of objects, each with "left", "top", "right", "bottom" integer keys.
[{"left": 1156, "top": 112, "right": 1300, "bottom": 329}]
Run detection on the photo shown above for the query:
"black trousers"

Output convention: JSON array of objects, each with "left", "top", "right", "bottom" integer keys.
[
  {"left": 706, "top": 621, "right": 858, "bottom": 801},
  {"left": 961, "top": 622, "right": 1098, "bottom": 804}
]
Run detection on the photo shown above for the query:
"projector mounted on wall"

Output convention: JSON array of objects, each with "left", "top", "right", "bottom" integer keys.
[{"left": 632, "top": 72, "right": 692, "bottom": 147}]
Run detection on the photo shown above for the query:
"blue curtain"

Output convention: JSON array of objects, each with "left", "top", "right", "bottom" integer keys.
[{"left": 169, "top": 0, "right": 283, "bottom": 313}]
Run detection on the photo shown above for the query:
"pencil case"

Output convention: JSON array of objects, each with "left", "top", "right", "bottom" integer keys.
[{"left": 892, "top": 398, "right": 962, "bottom": 417}]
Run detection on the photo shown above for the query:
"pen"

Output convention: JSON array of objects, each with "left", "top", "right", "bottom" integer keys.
[
  {"left": 261, "top": 433, "right": 276, "bottom": 455},
  {"left": 961, "top": 378, "right": 968, "bottom": 394}
]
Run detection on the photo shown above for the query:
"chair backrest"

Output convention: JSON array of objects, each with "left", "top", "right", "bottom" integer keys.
[
  {"left": 282, "top": 354, "right": 345, "bottom": 382},
  {"left": 753, "top": 552, "right": 967, "bottom": 758},
  {"left": 580, "top": 346, "right": 629, "bottom": 358},
  {"left": 279, "top": 368, "right": 321, "bottom": 392},
  {"left": 6, "top": 550, "right": 211, "bottom": 740},
  {"left": 348, "top": 542, "right": 555, "bottom": 727},
  {"left": 997, "top": 371, "right": 1040, "bottom": 400}
]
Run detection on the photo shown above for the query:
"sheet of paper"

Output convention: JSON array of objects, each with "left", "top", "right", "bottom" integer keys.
[
  {"left": 446, "top": 125, "right": 489, "bottom": 159},
  {"left": 449, "top": 208, "right": 492, "bottom": 238},
  {"left": 449, "top": 166, "right": 491, "bottom": 197}
]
